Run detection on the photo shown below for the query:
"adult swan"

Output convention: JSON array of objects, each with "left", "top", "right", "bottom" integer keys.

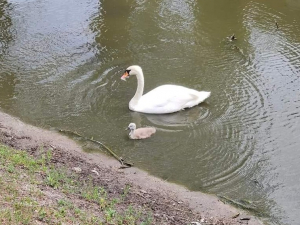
[{"left": 121, "top": 65, "right": 211, "bottom": 114}]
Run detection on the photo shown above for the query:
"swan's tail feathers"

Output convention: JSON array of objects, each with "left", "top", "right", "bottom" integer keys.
[{"left": 197, "top": 91, "right": 211, "bottom": 103}]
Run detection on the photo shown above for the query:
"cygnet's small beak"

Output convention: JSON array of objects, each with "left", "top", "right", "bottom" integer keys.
[
  {"left": 121, "top": 71, "right": 129, "bottom": 81},
  {"left": 125, "top": 126, "right": 130, "bottom": 130}
]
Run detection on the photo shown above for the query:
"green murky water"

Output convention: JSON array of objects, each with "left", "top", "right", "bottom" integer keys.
[{"left": 1, "top": 0, "right": 300, "bottom": 224}]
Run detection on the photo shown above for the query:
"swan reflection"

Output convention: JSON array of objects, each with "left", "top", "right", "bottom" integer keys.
[{"left": 130, "top": 103, "right": 210, "bottom": 130}]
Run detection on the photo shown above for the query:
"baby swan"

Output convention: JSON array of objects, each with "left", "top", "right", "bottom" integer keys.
[{"left": 127, "top": 123, "right": 156, "bottom": 140}]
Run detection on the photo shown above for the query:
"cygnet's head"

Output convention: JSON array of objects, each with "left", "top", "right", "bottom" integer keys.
[
  {"left": 127, "top": 123, "right": 136, "bottom": 131},
  {"left": 121, "top": 65, "right": 142, "bottom": 81}
]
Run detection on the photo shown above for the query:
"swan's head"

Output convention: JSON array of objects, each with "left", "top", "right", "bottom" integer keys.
[
  {"left": 121, "top": 65, "right": 142, "bottom": 81},
  {"left": 127, "top": 123, "right": 136, "bottom": 131}
]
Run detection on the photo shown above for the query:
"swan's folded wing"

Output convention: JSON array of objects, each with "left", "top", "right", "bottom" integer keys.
[
  {"left": 134, "top": 127, "right": 156, "bottom": 139},
  {"left": 139, "top": 85, "right": 204, "bottom": 113}
]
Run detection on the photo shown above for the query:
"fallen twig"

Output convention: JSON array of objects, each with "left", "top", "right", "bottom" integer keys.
[
  {"left": 232, "top": 213, "right": 240, "bottom": 219},
  {"left": 58, "top": 129, "right": 133, "bottom": 168},
  {"left": 240, "top": 217, "right": 250, "bottom": 221}
]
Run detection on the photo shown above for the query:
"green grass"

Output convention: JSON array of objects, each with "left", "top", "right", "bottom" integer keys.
[{"left": 0, "top": 144, "right": 154, "bottom": 225}]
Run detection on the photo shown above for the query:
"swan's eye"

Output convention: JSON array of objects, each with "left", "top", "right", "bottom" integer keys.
[{"left": 125, "top": 69, "right": 131, "bottom": 75}]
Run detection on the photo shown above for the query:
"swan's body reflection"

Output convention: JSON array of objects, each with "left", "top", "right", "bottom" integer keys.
[{"left": 130, "top": 103, "right": 210, "bottom": 131}]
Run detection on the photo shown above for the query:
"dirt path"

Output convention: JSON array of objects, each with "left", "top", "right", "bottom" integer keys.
[{"left": 0, "top": 111, "right": 262, "bottom": 225}]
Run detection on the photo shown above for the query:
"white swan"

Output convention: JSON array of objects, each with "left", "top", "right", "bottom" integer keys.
[{"left": 121, "top": 65, "right": 211, "bottom": 114}]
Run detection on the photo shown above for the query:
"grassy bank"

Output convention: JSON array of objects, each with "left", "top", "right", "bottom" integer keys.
[
  {"left": 0, "top": 144, "right": 153, "bottom": 225},
  {"left": 0, "top": 110, "right": 261, "bottom": 225}
]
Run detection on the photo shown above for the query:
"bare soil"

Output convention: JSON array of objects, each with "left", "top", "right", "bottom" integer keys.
[{"left": 0, "top": 111, "right": 262, "bottom": 225}]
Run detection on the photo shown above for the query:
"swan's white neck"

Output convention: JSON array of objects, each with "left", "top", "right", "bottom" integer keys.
[
  {"left": 129, "top": 69, "right": 144, "bottom": 109},
  {"left": 129, "top": 129, "right": 135, "bottom": 138}
]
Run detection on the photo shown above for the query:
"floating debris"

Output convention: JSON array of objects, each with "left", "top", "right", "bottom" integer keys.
[{"left": 227, "top": 33, "right": 237, "bottom": 41}]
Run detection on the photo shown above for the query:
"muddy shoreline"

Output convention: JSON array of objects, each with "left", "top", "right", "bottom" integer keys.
[{"left": 0, "top": 111, "right": 262, "bottom": 224}]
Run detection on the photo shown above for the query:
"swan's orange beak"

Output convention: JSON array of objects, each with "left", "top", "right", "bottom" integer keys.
[{"left": 121, "top": 71, "right": 129, "bottom": 81}]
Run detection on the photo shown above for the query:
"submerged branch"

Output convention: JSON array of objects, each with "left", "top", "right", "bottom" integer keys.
[{"left": 57, "top": 129, "right": 133, "bottom": 168}]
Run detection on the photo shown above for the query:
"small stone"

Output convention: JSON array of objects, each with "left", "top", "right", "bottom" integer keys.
[
  {"left": 72, "top": 167, "right": 82, "bottom": 173},
  {"left": 232, "top": 213, "right": 240, "bottom": 218}
]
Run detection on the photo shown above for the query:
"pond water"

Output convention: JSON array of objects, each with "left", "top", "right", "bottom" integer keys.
[{"left": 1, "top": 0, "right": 300, "bottom": 224}]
